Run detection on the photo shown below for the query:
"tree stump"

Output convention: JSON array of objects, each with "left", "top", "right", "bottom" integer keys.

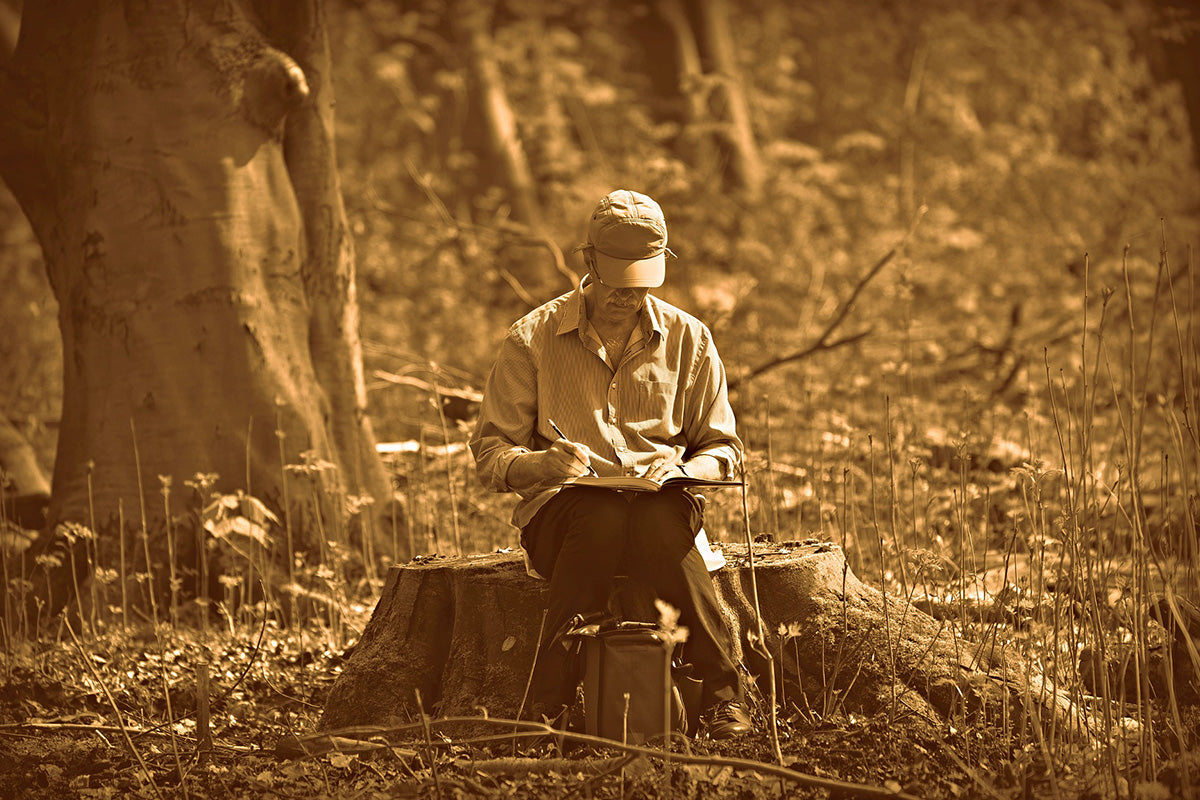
[{"left": 320, "top": 541, "right": 1087, "bottom": 740}]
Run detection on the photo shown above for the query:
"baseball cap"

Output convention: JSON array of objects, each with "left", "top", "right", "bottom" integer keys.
[{"left": 584, "top": 189, "right": 669, "bottom": 288}]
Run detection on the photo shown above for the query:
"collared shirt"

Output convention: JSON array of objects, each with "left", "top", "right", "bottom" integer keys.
[{"left": 470, "top": 278, "right": 743, "bottom": 530}]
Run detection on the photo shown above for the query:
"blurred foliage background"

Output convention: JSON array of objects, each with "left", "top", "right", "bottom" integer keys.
[{"left": 2, "top": 0, "right": 1198, "bottom": 552}]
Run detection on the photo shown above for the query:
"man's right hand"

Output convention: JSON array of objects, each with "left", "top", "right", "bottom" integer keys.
[{"left": 540, "top": 438, "right": 593, "bottom": 479}]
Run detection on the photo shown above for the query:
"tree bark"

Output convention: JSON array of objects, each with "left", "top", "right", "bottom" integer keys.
[
  {"left": 319, "top": 543, "right": 1092, "bottom": 745},
  {"left": 0, "top": 1, "right": 391, "bottom": 605}
]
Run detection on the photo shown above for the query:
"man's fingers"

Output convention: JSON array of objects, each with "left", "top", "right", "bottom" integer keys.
[
  {"left": 548, "top": 439, "right": 591, "bottom": 476},
  {"left": 565, "top": 441, "right": 591, "bottom": 466},
  {"left": 643, "top": 458, "right": 678, "bottom": 479}
]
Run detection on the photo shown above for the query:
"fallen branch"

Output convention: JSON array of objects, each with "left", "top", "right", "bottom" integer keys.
[
  {"left": 730, "top": 206, "right": 925, "bottom": 391},
  {"left": 371, "top": 370, "right": 482, "bottom": 404},
  {"left": 284, "top": 716, "right": 921, "bottom": 800},
  {"left": 468, "top": 756, "right": 635, "bottom": 776},
  {"left": 0, "top": 722, "right": 254, "bottom": 752}
]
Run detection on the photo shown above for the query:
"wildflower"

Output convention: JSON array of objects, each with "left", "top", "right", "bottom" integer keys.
[
  {"left": 56, "top": 521, "right": 94, "bottom": 544},
  {"left": 35, "top": 553, "right": 63, "bottom": 570},
  {"left": 344, "top": 493, "right": 376, "bottom": 516},
  {"left": 285, "top": 450, "right": 338, "bottom": 477},
  {"left": 1, "top": 523, "right": 36, "bottom": 556},
  {"left": 655, "top": 599, "right": 689, "bottom": 646}
]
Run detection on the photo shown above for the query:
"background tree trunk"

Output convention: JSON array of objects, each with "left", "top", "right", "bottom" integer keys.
[
  {"left": 1145, "top": 0, "right": 1200, "bottom": 168},
  {"left": 0, "top": 416, "right": 50, "bottom": 531},
  {"left": 319, "top": 543, "right": 1092, "bottom": 745},
  {"left": 657, "top": 0, "right": 764, "bottom": 200},
  {"left": 0, "top": 0, "right": 392, "bottom": 606},
  {"left": 695, "top": 0, "right": 764, "bottom": 200},
  {"left": 453, "top": 0, "right": 543, "bottom": 233}
]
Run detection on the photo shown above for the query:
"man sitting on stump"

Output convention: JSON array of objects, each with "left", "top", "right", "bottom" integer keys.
[{"left": 469, "top": 189, "right": 752, "bottom": 739}]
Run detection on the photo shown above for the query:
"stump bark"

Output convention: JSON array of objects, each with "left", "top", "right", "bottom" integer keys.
[{"left": 320, "top": 541, "right": 1084, "bottom": 739}]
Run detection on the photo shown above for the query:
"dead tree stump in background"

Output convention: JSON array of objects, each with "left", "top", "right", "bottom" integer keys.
[{"left": 320, "top": 542, "right": 1087, "bottom": 740}]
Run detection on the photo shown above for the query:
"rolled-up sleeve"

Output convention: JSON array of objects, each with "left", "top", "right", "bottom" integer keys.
[
  {"left": 470, "top": 331, "right": 537, "bottom": 493},
  {"left": 682, "top": 326, "right": 742, "bottom": 479}
]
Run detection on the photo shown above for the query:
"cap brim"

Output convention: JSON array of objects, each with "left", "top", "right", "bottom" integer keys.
[{"left": 593, "top": 251, "right": 666, "bottom": 288}]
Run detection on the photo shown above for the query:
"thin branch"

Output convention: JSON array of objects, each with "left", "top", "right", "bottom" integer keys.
[
  {"left": 495, "top": 219, "right": 579, "bottom": 290},
  {"left": 730, "top": 329, "right": 872, "bottom": 391},
  {"left": 731, "top": 206, "right": 926, "bottom": 390},
  {"left": 496, "top": 266, "right": 539, "bottom": 308}
]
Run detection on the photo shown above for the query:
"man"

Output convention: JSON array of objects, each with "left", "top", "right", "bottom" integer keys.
[{"left": 469, "top": 189, "right": 752, "bottom": 739}]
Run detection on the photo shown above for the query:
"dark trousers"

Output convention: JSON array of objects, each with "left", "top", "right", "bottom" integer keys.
[{"left": 523, "top": 486, "right": 741, "bottom": 712}]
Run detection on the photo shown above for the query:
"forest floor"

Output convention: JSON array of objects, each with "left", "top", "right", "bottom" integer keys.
[
  {"left": 1, "top": 606, "right": 1196, "bottom": 800},
  {"left": 0, "top": 625, "right": 974, "bottom": 800}
]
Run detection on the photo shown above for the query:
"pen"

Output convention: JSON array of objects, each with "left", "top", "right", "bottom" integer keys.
[{"left": 546, "top": 418, "right": 597, "bottom": 476}]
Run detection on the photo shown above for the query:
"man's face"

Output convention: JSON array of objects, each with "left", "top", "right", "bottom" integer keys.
[{"left": 586, "top": 265, "right": 649, "bottom": 328}]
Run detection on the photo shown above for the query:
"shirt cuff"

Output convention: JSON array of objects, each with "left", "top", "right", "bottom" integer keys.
[
  {"left": 691, "top": 445, "right": 740, "bottom": 480},
  {"left": 494, "top": 447, "right": 531, "bottom": 491}
]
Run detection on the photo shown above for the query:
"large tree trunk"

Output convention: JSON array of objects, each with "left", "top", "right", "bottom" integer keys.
[
  {"left": 0, "top": 0, "right": 392, "bottom": 607},
  {"left": 319, "top": 543, "right": 1092, "bottom": 745}
]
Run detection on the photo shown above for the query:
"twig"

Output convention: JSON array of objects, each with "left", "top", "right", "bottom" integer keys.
[
  {"left": 63, "top": 621, "right": 165, "bottom": 800},
  {"left": 514, "top": 608, "right": 548, "bottom": 753},
  {"left": 429, "top": 368, "right": 462, "bottom": 554},
  {"left": 130, "top": 418, "right": 161, "bottom": 628},
  {"left": 738, "top": 463, "right": 783, "bottom": 765},
  {"left": 494, "top": 219, "right": 579, "bottom": 289},
  {"left": 415, "top": 691, "right": 443, "bottom": 800},
  {"left": 731, "top": 330, "right": 873, "bottom": 390},
  {"left": 496, "top": 267, "right": 539, "bottom": 308}
]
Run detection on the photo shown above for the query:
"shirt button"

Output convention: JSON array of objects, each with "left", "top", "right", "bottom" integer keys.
[{"left": 611, "top": 382, "right": 617, "bottom": 390}]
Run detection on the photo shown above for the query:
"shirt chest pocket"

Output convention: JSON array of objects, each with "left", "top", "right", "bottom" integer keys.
[{"left": 628, "top": 378, "right": 681, "bottom": 432}]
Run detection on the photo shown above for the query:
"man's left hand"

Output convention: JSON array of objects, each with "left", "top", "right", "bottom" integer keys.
[{"left": 642, "top": 458, "right": 684, "bottom": 483}]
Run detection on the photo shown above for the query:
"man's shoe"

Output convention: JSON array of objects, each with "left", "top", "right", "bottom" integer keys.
[{"left": 703, "top": 700, "right": 752, "bottom": 740}]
